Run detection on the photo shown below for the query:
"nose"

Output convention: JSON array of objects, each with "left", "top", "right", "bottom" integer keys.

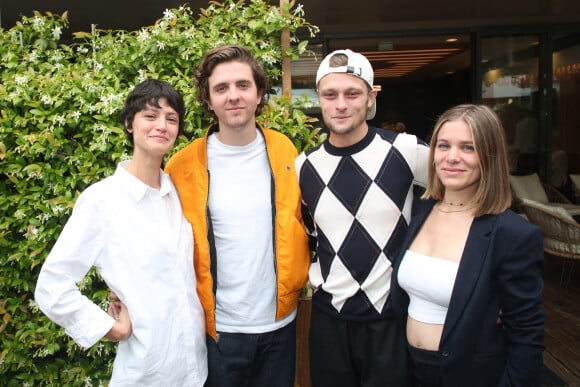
[
  {"left": 447, "top": 146, "right": 460, "bottom": 161},
  {"left": 226, "top": 87, "right": 240, "bottom": 101},
  {"left": 336, "top": 94, "right": 348, "bottom": 110},
  {"left": 155, "top": 117, "right": 169, "bottom": 131}
]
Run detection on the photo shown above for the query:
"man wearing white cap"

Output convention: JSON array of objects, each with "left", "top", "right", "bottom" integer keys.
[{"left": 295, "top": 49, "right": 429, "bottom": 386}]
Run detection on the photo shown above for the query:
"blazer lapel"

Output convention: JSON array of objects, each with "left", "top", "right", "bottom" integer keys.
[
  {"left": 441, "top": 215, "right": 494, "bottom": 342},
  {"left": 400, "top": 200, "right": 434, "bottom": 254}
]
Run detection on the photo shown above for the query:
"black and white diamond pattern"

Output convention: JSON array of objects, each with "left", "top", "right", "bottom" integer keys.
[{"left": 296, "top": 127, "right": 429, "bottom": 320}]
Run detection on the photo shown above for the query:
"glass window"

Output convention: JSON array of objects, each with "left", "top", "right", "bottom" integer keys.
[
  {"left": 553, "top": 34, "right": 580, "bottom": 198},
  {"left": 480, "top": 36, "right": 540, "bottom": 176}
]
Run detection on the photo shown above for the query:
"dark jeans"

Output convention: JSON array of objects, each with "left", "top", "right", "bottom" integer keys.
[
  {"left": 205, "top": 319, "right": 296, "bottom": 387},
  {"left": 309, "top": 307, "right": 411, "bottom": 387}
]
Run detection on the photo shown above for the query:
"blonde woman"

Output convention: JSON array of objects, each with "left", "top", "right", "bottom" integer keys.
[{"left": 391, "top": 104, "right": 545, "bottom": 386}]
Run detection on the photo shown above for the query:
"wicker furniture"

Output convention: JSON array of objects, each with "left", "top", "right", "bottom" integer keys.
[
  {"left": 519, "top": 199, "right": 580, "bottom": 302},
  {"left": 570, "top": 174, "right": 580, "bottom": 203},
  {"left": 510, "top": 173, "right": 580, "bottom": 217}
]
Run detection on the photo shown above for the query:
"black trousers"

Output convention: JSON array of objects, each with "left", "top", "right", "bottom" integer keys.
[
  {"left": 309, "top": 307, "right": 411, "bottom": 387},
  {"left": 408, "top": 344, "right": 443, "bottom": 387}
]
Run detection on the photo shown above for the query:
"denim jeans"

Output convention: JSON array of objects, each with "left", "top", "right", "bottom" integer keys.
[{"left": 205, "top": 319, "right": 296, "bottom": 387}]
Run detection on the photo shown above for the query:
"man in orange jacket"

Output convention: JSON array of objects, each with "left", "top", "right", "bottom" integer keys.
[{"left": 165, "top": 44, "right": 310, "bottom": 387}]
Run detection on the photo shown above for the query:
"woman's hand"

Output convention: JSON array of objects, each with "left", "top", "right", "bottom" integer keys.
[{"left": 105, "top": 291, "right": 132, "bottom": 341}]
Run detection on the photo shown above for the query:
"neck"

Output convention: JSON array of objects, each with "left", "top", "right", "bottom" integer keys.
[
  {"left": 328, "top": 123, "right": 369, "bottom": 148},
  {"left": 437, "top": 193, "right": 477, "bottom": 214},
  {"left": 442, "top": 198, "right": 472, "bottom": 207},
  {"left": 441, "top": 187, "right": 477, "bottom": 208},
  {"left": 216, "top": 121, "right": 258, "bottom": 146},
  {"left": 125, "top": 154, "right": 162, "bottom": 189},
  {"left": 436, "top": 202, "right": 475, "bottom": 213}
]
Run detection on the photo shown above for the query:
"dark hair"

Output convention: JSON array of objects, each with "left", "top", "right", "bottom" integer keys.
[
  {"left": 195, "top": 44, "right": 270, "bottom": 120},
  {"left": 424, "top": 104, "right": 512, "bottom": 216},
  {"left": 120, "top": 79, "right": 185, "bottom": 144}
]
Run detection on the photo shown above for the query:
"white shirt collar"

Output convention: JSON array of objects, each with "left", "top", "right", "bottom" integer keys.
[{"left": 115, "top": 160, "right": 173, "bottom": 202}]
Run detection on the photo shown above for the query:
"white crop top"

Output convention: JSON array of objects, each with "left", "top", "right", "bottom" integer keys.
[{"left": 397, "top": 250, "right": 460, "bottom": 324}]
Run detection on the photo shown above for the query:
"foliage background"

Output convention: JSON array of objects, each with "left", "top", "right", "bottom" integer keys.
[{"left": 0, "top": 1, "right": 321, "bottom": 384}]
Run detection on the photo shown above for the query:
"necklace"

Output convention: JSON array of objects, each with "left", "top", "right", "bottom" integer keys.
[
  {"left": 436, "top": 201, "right": 475, "bottom": 213},
  {"left": 442, "top": 199, "right": 470, "bottom": 207}
]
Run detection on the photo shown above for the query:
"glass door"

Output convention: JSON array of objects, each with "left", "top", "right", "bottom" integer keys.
[
  {"left": 552, "top": 34, "right": 580, "bottom": 199},
  {"left": 479, "top": 35, "right": 541, "bottom": 176}
]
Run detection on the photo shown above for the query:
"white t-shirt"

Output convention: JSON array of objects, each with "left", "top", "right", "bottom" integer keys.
[
  {"left": 35, "top": 161, "right": 207, "bottom": 386},
  {"left": 207, "top": 131, "right": 295, "bottom": 333}
]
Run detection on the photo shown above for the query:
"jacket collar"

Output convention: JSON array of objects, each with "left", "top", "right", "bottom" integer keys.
[{"left": 204, "top": 123, "right": 267, "bottom": 142}]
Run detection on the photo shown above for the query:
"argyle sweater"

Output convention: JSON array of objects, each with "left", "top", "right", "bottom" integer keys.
[{"left": 295, "top": 127, "right": 429, "bottom": 321}]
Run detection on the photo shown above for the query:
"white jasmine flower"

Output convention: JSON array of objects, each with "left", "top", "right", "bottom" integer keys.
[
  {"left": 163, "top": 9, "right": 176, "bottom": 20},
  {"left": 15, "top": 76, "right": 27, "bottom": 86},
  {"left": 52, "top": 26, "right": 62, "bottom": 40},
  {"left": 294, "top": 3, "right": 304, "bottom": 16}
]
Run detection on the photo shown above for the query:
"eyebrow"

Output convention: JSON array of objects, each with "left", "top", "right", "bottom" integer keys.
[{"left": 436, "top": 138, "right": 474, "bottom": 144}]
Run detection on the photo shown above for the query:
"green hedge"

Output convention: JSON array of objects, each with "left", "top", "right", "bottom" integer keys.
[{"left": 0, "top": 1, "right": 321, "bottom": 384}]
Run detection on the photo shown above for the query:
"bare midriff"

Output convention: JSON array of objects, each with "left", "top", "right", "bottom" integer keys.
[{"left": 406, "top": 316, "right": 444, "bottom": 350}]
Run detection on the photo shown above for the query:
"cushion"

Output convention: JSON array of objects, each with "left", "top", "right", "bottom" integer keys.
[
  {"left": 570, "top": 174, "right": 580, "bottom": 192},
  {"left": 521, "top": 198, "right": 574, "bottom": 221},
  {"left": 510, "top": 174, "right": 549, "bottom": 204}
]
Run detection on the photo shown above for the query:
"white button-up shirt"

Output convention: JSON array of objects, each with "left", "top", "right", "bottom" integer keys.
[{"left": 35, "top": 162, "right": 207, "bottom": 386}]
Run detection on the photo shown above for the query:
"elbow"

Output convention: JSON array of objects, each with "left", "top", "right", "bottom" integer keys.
[{"left": 34, "top": 278, "right": 52, "bottom": 317}]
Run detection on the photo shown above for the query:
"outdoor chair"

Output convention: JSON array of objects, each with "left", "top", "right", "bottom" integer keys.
[
  {"left": 510, "top": 173, "right": 580, "bottom": 217},
  {"left": 570, "top": 174, "right": 580, "bottom": 203},
  {"left": 519, "top": 199, "right": 580, "bottom": 303}
]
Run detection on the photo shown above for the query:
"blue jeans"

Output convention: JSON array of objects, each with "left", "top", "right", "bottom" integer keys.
[{"left": 205, "top": 320, "right": 296, "bottom": 387}]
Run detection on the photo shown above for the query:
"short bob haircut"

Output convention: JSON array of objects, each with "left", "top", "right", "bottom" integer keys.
[
  {"left": 120, "top": 78, "right": 185, "bottom": 144},
  {"left": 195, "top": 44, "right": 270, "bottom": 120},
  {"left": 423, "top": 104, "right": 512, "bottom": 216}
]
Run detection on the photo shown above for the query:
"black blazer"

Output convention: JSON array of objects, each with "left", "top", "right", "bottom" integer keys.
[{"left": 391, "top": 200, "right": 545, "bottom": 387}]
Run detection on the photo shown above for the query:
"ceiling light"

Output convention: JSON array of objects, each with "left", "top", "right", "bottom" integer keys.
[{"left": 378, "top": 41, "right": 394, "bottom": 51}]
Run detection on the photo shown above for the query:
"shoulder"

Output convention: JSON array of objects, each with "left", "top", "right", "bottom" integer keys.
[
  {"left": 166, "top": 137, "right": 206, "bottom": 172},
  {"left": 262, "top": 127, "right": 294, "bottom": 147},
  {"left": 261, "top": 127, "right": 298, "bottom": 157},
  {"left": 295, "top": 140, "right": 326, "bottom": 172},
  {"left": 73, "top": 175, "right": 117, "bottom": 211},
  {"left": 373, "top": 129, "right": 429, "bottom": 163},
  {"left": 373, "top": 127, "right": 427, "bottom": 147},
  {"left": 483, "top": 210, "right": 542, "bottom": 241}
]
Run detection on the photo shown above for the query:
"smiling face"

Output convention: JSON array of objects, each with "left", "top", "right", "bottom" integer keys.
[
  {"left": 434, "top": 119, "right": 481, "bottom": 195},
  {"left": 207, "top": 60, "right": 262, "bottom": 137},
  {"left": 129, "top": 98, "right": 179, "bottom": 160},
  {"left": 317, "top": 73, "right": 376, "bottom": 147}
]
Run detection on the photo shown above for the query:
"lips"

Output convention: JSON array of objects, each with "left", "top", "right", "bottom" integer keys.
[{"left": 440, "top": 167, "right": 465, "bottom": 176}]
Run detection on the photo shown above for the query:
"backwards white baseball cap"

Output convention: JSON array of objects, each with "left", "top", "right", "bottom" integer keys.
[{"left": 316, "top": 49, "right": 376, "bottom": 120}]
